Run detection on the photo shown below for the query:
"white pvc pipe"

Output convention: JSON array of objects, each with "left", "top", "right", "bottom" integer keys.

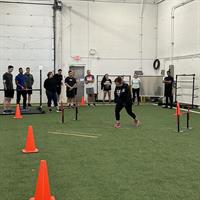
[
  {"left": 139, "top": 0, "right": 145, "bottom": 71},
  {"left": 63, "top": 0, "right": 153, "bottom": 5},
  {"left": 155, "top": 0, "right": 166, "bottom": 4},
  {"left": 161, "top": 53, "right": 200, "bottom": 61},
  {"left": 155, "top": 3, "right": 158, "bottom": 59}
]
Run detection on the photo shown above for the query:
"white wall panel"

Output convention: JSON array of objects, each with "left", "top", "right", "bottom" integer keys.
[
  {"left": 0, "top": 15, "right": 52, "bottom": 27},
  {"left": 174, "top": 1, "right": 199, "bottom": 56},
  {"left": 60, "top": 1, "right": 157, "bottom": 78},
  {"left": 0, "top": 2, "right": 54, "bottom": 103},
  {"left": 0, "top": 26, "right": 52, "bottom": 37},
  {"left": 142, "top": 4, "right": 157, "bottom": 59},
  {"left": 70, "top": 2, "right": 89, "bottom": 57},
  {"left": 0, "top": 3, "right": 53, "bottom": 16},
  {"left": 164, "top": 58, "right": 200, "bottom": 106},
  {"left": 157, "top": 0, "right": 200, "bottom": 106},
  {"left": 89, "top": 3, "right": 141, "bottom": 58}
]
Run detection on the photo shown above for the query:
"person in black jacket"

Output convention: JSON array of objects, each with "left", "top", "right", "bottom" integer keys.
[
  {"left": 65, "top": 70, "right": 77, "bottom": 108},
  {"left": 163, "top": 70, "right": 174, "bottom": 109},
  {"left": 44, "top": 71, "right": 58, "bottom": 112},
  {"left": 101, "top": 74, "right": 112, "bottom": 103},
  {"left": 54, "top": 69, "right": 63, "bottom": 103},
  {"left": 114, "top": 76, "right": 140, "bottom": 128}
]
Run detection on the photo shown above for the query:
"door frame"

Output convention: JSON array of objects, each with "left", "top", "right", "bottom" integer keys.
[{"left": 69, "top": 65, "right": 85, "bottom": 101}]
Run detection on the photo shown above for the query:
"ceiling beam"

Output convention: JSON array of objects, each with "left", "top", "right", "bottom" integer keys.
[{"left": 0, "top": 0, "right": 53, "bottom": 5}]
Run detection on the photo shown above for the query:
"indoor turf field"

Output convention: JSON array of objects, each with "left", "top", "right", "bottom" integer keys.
[{"left": 1, "top": 104, "right": 200, "bottom": 200}]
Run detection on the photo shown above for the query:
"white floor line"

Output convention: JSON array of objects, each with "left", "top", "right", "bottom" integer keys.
[
  {"left": 179, "top": 108, "right": 200, "bottom": 114},
  {"left": 60, "top": 131, "right": 102, "bottom": 136},
  {"left": 80, "top": 126, "right": 133, "bottom": 130},
  {"left": 152, "top": 104, "right": 200, "bottom": 114},
  {"left": 48, "top": 131, "right": 100, "bottom": 139}
]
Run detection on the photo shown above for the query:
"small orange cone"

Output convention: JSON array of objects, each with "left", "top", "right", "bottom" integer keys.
[
  {"left": 14, "top": 104, "right": 23, "bottom": 119},
  {"left": 22, "top": 126, "right": 39, "bottom": 153},
  {"left": 175, "top": 102, "right": 182, "bottom": 116},
  {"left": 29, "top": 160, "right": 55, "bottom": 200},
  {"left": 80, "top": 96, "right": 85, "bottom": 106}
]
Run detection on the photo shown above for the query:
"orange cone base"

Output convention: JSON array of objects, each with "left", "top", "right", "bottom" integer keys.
[
  {"left": 29, "top": 196, "right": 55, "bottom": 200},
  {"left": 173, "top": 113, "right": 183, "bottom": 116},
  {"left": 22, "top": 148, "right": 39, "bottom": 154},
  {"left": 14, "top": 116, "right": 23, "bottom": 119}
]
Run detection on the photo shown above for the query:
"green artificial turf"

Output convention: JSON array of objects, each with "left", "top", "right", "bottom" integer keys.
[{"left": 0, "top": 104, "right": 200, "bottom": 200}]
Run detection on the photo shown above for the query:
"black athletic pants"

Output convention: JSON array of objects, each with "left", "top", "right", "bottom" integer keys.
[
  {"left": 132, "top": 88, "right": 140, "bottom": 103},
  {"left": 165, "top": 95, "right": 173, "bottom": 108},
  {"left": 16, "top": 90, "right": 27, "bottom": 109},
  {"left": 46, "top": 90, "right": 58, "bottom": 107},
  {"left": 115, "top": 103, "right": 136, "bottom": 121}
]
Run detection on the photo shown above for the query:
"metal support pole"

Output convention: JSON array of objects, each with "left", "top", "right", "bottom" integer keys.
[
  {"left": 177, "top": 115, "right": 180, "bottom": 133},
  {"left": 192, "top": 75, "right": 195, "bottom": 109},
  {"left": 40, "top": 69, "right": 42, "bottom": 109},
  {"left": 175, "top": 75, "right": 178, "bottom": 103},
  {"left": 61, "top": 101, "right": 64, "bottom": 124},
  {"left": 96, "top": 75, "right": 99, "bottom": 101},
  {"left": 53, "top": 0, "right": 57, "bottom": 74},
  {"left": 187, "top": 108, "right": 189, "bottom": 129},
  {"left": 75, "top": 106, "right": 78, "bottom": 121}
]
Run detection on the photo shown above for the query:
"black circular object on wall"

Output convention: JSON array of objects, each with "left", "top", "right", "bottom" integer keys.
[{"left": 153, "top": 59, "right": 160, "bottom": 70}]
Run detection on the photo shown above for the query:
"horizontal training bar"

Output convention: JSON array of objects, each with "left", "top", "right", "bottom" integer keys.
[
  {"left": 0, "top": 1, "right": 54, "bottom": 6},
  {"left": 176, "top": 74, "right": 195, "bottom": 76},
  {"left": 177, "top": 94, "right": 193, "bottom": 96},
  {"left": 0, "top": 89, "right": 41, "bottom": 92},
  {"left": 176, "top": 80, "right": 193, "bottom": 83}
]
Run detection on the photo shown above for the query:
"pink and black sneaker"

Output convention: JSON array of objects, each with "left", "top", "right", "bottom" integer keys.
[
  {"left": 133, "top": 119, "right": 141, "bottom": 127},
  {"left": 114, "top": 122, "right": 121, "bottom": 128}
]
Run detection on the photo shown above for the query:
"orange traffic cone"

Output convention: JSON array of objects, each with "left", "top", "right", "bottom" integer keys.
[
  {"left": 175, "top": 102, "right": 182, "bottom": 116},
  {"left": 29, "top": 160, "right": 55, "bottom": 200},
  {"left": 14, "top": 104, "right": 23, "bottom": 119},
  {"left": 22, "top": 126, "right": 39, "bottom": 153},
  {"left": 80, "top": 96, "right": 85, "bottom": 106}
]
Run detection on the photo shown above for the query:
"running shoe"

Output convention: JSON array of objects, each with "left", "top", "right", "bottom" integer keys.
[
  {"left": 114, "top": 122, "right": 121, "bottom": 128},
  {"left": 133, "top": 119, "right": 141, "bottom": 127}
]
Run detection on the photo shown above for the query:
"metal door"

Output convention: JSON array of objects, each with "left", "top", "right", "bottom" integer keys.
[{"left": 69, "top": 66, "right": 85, "bottom": 101}]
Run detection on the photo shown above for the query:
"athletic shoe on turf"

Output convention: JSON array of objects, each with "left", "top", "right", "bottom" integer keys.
[
  {"left": 162, "top": 106, "right": 168, "bottom": 108},
  {"left": 114, "top": 122, "right": 121, "bottom": 128},
  {"left": 49, "top": 108, "right": 52, "bottom": 112},
  {"left": 3, "top": 110, "right": 9, "bottom": 114},
  {"left": 91, "top": 104, "right": 96, "bottom": 108},
  {"left": 133, "top": 119, "right": 141, "bottom": 127},
  {"left": 28, "top": 104, "right": 32, "bottom": 107}
]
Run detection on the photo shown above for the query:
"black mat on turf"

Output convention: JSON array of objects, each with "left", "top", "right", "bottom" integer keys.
[{"left": 0, "top": 108, "right": 45, "bottom": 115}]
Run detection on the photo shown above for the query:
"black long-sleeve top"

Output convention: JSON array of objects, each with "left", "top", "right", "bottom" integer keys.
[
  {"left": 114, "top": 83, "right": 132, "bottom": 105},
  {"left": 44, "top": 78, "right": 57, "bottom": 93}
]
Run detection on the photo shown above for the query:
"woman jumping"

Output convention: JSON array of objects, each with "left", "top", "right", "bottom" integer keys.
[{"left": 114, "top": 76, "right": 140, "bottom": 128}]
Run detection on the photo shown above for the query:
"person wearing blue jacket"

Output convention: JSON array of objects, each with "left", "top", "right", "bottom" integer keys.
[{"left": 15, "top": 68, "right": 27, "bottom": 109}]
